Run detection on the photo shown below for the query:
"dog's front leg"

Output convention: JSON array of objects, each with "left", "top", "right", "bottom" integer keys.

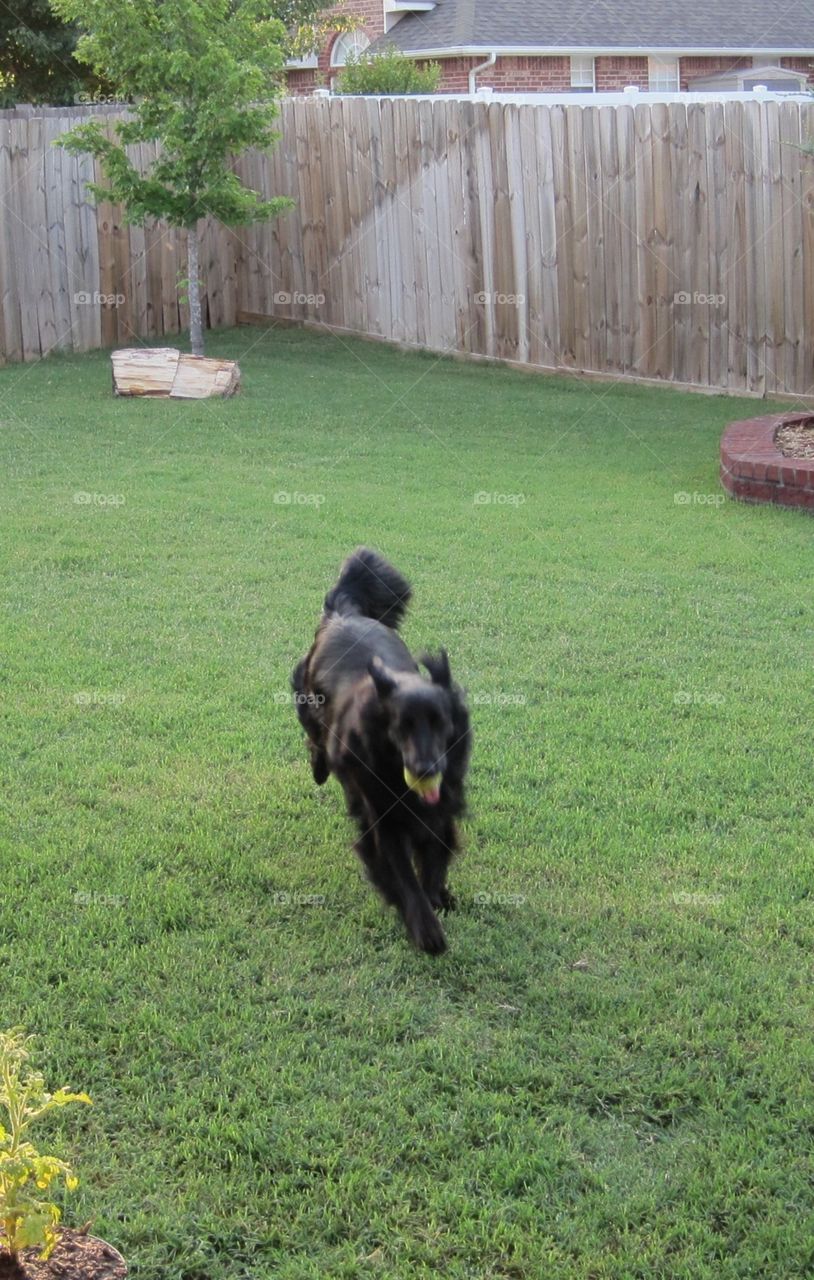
[
  {"left": 415, "top": 819, "right": 458, "bottom": 913},
  {"left": 291, "top": 660, "right": 330, "bottom": 784},
  {"left": 366, "top": 818, "right": 447, "bottom": 954}
]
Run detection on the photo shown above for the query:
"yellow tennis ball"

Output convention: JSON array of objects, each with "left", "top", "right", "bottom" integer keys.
[{"left": 404, "top": 768, "right": 442, "bottom": 796}]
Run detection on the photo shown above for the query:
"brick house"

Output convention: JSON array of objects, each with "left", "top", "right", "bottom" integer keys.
[{"left": 285, "top": 0, "right": 814, "bottom": 94}]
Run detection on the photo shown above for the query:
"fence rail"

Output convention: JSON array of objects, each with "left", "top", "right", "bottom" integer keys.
[{"left": 1, "top": 97, "right": 814, "bottom": 397}]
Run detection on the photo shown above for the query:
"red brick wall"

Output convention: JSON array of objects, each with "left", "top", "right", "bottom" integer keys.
[
  {"left": 433, "top": 52, "right": 814, "bottom": 92},
  {"left": 286, "top": 43, "right": 814, "bottom": 95},
  {"left": 429, "top": 57, "right": 474, "bottom": 94},
  {"left": 430, "top": 56, "right": 572, "bottom": 93},
  {"left": 593, "top": 56, "right": 649, "bottom": 90},
  {"left": 781, "top": 55, "right": 814, "bottom": 82},
  {"left": 677, "top": 54, "right": 814, "bottom": 88},
  {"left": 431, "top": 54, "right": 648, "bottom": 94},
  {"left": 341, "top": 0, "right": 385, "bottom": 32},
  {"left": 287, "top": 68, "right": 319, "bottom": 95},
  {"left": 679, "top": 55, "right": 750, "bottom": 89},
  {"left": 474, "top": 56, "right": 573, "bottom": 92}
]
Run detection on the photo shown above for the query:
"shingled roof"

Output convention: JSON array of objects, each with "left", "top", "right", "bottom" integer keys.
[{"left": 375, "top": 0, "right": 814, "bottom": 54}]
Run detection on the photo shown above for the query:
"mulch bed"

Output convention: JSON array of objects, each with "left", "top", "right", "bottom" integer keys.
[
  {"left": 775, "top": 417, "right": 814, "bottom": 459},
  {"left": 0, "top": 1233, "right": 126, "bottom": 1280}
]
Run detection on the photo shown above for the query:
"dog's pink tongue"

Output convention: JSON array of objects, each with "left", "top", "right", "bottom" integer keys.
[{"left": 421, "top": 786, "right": 441, "bottom": 805}]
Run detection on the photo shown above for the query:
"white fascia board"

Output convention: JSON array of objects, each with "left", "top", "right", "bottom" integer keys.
[{"left": 393, "top": 45, "right": 814, "bottom": 58}]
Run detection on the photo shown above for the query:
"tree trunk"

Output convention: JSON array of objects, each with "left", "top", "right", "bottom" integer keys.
[{"left": 187, "top": 222, "right": 204, "bottom": 356}]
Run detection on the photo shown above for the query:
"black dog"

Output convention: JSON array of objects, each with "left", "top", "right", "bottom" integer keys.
[{"left": 292, "top": 548, "right": 471, "bottom": 953}]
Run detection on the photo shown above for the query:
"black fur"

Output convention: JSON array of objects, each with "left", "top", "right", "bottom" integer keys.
[{"left": 292, "top": 548, "right": 471, "bottom": 954}]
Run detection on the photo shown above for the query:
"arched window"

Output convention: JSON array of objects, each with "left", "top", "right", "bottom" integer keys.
[{"left": 330, "top": 30, "right": 371, "bottom": 68}]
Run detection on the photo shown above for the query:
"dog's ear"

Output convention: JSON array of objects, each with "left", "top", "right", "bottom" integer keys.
[
  {"left": 420, "top": 648, "right": 451, "bottom": 688},
  {"left": 368, "top": 656, "right": 398, "bottom": 700}
]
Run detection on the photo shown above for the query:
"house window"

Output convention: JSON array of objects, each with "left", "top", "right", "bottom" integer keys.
[
  {"left": 330, "top": 30, "right": 371, "bottom": 67},
  {"left": 570, "top": 56, "right": 595, "bottom": 89},
  {"left": 648, "top": 57, "right": 680, "bottom": 90}
]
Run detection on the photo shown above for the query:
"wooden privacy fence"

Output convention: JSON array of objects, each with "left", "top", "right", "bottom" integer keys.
[
  {"left": 238, "top": 96, "right": 814, "bottom": 398},
  {"left": 0, "top": 105, "right": 239, "bottom": 365},
  {"left": 2, "top": 97, "right": 814, "bottom": 397}
]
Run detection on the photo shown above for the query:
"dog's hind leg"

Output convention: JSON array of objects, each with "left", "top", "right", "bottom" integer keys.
[{"left": 357, "top": 822, "right": 447, "bottom": 954}]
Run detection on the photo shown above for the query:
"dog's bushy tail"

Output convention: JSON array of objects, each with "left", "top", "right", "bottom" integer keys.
[{"left": 324, "top": 547, "right": 412, "bottom": 629}]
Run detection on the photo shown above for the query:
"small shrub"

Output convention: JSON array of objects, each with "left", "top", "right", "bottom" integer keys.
[
  {"left": 0, "top": 1029, "right": 91, "bottom": 1265},
  {"left": 335, "top": 46, "right": 441, "bottom": 96}
]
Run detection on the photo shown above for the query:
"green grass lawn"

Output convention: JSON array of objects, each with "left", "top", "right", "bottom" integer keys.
[{"left": 3, "top": 324, "right": 814, "bottom": 1280}]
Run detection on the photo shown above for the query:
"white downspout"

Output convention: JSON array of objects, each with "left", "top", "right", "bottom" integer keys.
[{"left": 469, "top": 51, "right": 497, "bottom": 94}]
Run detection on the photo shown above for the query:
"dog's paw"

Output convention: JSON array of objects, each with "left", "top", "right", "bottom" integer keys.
[
  {"left": 426, "top": 886, "right": 456, "bottom": 914},
  {"left": 407, "top": 905, "right": 448, "bottom": 954},
  {"left": 309, "top": 746, "right": 330, "bottom": 785},
  {"left": 418, "top": 921, "right": 448, "bottom": 955}
]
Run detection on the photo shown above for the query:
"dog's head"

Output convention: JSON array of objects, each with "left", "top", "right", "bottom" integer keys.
[{"left": 368, "top": 650, "right": 458, "bottom": 805}]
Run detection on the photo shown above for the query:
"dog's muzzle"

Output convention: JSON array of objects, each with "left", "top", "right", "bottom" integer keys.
[{"left": 403, "top": 768, "right": 442, "bottom": 805}]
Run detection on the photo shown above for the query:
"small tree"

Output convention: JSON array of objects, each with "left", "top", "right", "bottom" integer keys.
[
  {"left": 52, "top": 0, "right": 293, "bottom": 356},
  {"left": 335, "top": 46, "right": 441, "bottom": 96}
]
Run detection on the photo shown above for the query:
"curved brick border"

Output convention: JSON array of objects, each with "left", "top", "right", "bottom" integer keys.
[{"left": 720, "top": 413, "right": 814, "bottom": 511}]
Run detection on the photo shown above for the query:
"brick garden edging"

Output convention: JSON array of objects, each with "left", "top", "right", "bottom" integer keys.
[{"left": 720, "top": 413, "right": 814, "bottom": 511}]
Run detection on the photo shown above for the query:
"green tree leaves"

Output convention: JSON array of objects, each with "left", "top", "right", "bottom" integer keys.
[{"left": 52, "top": 0, "right": 293, "bottom": 353}]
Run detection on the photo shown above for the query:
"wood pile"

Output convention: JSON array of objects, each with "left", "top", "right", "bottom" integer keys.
[{"left": 111, "top": 348, "right": 241, "bottom": 398}]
